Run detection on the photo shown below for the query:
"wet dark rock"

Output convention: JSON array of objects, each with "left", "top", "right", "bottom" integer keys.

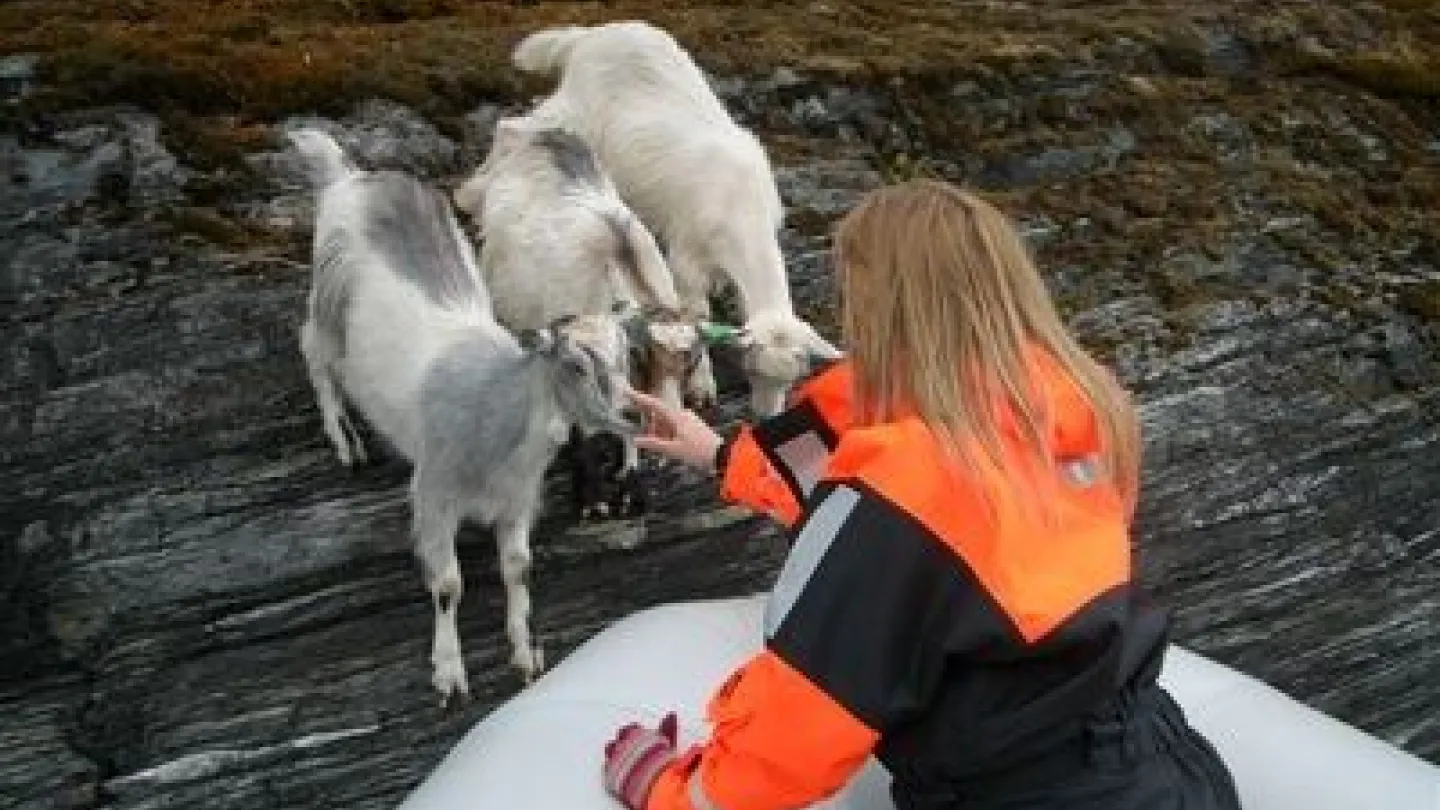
[
  {"left": 712, "top": 72, "right": 909, "bottom": 155},
  {"left": 985, "top": 146, "right": 1099, "bottom": 187},
  {"left": 250, "top": 100, "right": 461, "bottom": 189},
  {"left": 243, "top": 100, "right": 517, "bottom": 240},
  {"left": 455, "top": 103, "right": 507, "bottom": 169},
  {"left": 776, "top": 157, "right": 882, "bottom": 221},
  {"left": 0, "top": 108, "right": 192, "bottom": 219},
  {"left": 1197, "top": 27, "right": 1255, "bottom": 78},
  {"left": 1186, "top": 112, "right": 1253, "bottom": 166},
  {"left": 1132, "top": 306, "right": 1439, "bottom": 746},
  {"left": 968, "top": 127, "right": 1138, "bottom": 189},
  {"left": 0, "top": 676, "right": 98, "bottom": 810},
  {"left": 1, "top": 63, "right": 1437, "bottom": 810},
  {"left": 1, "top": 53, "right": 38, "bottom": 102},
  {"left": 1158, "top": 23, "right": 1256, "bottom": 79}
]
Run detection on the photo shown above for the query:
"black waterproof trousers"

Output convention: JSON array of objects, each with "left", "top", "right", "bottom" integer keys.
[{"left": 892, "top": 685, "right": 1243, "bottom": 810}]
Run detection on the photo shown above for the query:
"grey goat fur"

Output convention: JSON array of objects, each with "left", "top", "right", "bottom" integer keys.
[
  {"left": 288, "top": 125, "right": 640, "bottom": 702},
  {"left": 451, "top": 115, "right": 705, "bottom": 520}
]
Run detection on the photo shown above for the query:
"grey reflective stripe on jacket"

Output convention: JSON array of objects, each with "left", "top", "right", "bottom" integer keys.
[{"left": 763, "top": 485, "right": 862, "bottom": 638}]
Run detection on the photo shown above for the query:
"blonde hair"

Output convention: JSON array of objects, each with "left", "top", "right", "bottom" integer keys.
[{"left": 834, "top": 179, "right": 1141, "bottom": 518}]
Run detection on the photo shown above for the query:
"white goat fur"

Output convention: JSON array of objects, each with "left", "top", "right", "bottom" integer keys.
[
  {"left": 453, "top": 118, "right": 696, "bottom": 411},
  {"left": 288, "top": 127, "right": 638, "bottom": 702},
  {"left": 512, "top": 20, "right": 841, "bottom": 415}
]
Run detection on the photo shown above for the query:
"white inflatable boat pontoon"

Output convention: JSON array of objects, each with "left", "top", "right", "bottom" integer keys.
[{"left": 399, "top": 594, "right": 1439, "bottom": 810}]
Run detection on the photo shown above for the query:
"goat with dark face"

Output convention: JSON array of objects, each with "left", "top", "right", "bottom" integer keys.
[{"left": 561, "top": 425, "right": 650, "bottom": 520}]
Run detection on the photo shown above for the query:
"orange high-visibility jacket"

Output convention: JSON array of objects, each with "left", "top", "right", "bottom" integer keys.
[{"left": 647, "top": 354, "right": 1169, "bottom": 810}]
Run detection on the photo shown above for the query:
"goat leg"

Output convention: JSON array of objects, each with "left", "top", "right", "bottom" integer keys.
[
  {"left": 411, "top": 479, "right": 470, "bottom": 704},
  {"left": 682, "top": 350, "right": 719, "bottom": 414},
  {"left": 573, "top": 431, "right": 626, "bottom": 521},
  {"left": 560, "top": 426, "right": 593, "bottom": 519},
  {"left": 495, "top": 512, "right": 544, "bottom": 682},
  {"left": 300, "top": 320, "right": 363, "bottom": 466},
  {"left": 611, "top": 436, "right": 650, "bottom": 518},
  {"left": 337, "top": 410, "right": 369, "bottom": 466}
]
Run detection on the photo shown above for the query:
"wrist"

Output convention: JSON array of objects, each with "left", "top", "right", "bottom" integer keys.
[{"left": 610, "top": 740, "right": 675, "bottom": 810}]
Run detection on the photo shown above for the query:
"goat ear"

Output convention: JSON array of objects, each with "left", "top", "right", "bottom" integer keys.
[{"left": 517, "top": 328, "right": 555, "bottom": 355}]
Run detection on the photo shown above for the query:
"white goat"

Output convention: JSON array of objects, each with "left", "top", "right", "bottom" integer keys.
[
  {"left": 512, "top": 19, "right": 841, "bottom": 416},
  {"left": 453, "top": 116, "right": 701, "bottom": 413},
  {"left": 454, "top": 117, "right": 704, "bottom": 519},
  {"left": 288, "top": 127, "right": 640, "bottom": 702}
]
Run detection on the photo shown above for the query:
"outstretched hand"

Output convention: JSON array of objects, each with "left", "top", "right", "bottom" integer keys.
[{"left": 628, "top": 390, "right": 723, "bottom": 473}]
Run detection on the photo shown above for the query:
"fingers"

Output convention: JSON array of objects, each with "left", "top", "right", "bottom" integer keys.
[
  {"left": 628, "top": 391, "right": 677, "bottom": 434},
  {"left": 626, "top": 389, "right": 672, "bottom": 418},
  {"left": 629, "top": 388, "right": 703, "bottom": 428},
  {"left": 634, "top": 435, "right": 681, "bottom": 455},
  {"left": 626, "top": 388, "right": 720, "bottom": 468},
  {"left": 606, "top": 724, "right": 644, "bottom": 757},
  {"left": 626, "top": 389, "right": 661, "bottom": 407}
]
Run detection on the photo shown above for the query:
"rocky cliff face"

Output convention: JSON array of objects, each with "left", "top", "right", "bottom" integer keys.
[{"left": 2, "top": 3, "right": 1437, "bottom": 808}]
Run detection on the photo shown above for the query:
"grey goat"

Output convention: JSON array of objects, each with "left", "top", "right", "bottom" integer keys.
[{"left": 288, "top": 127, "right": 641, "bottom": 703}]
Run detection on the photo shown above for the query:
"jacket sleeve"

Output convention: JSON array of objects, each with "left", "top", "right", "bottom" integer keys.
[
  {"left": 647, "top": 480, "right": 964, "bottom": 810},
  {"left": 646, "top": 649, "right": 878, "bottom": 810},
  {"left": 714, "top": 360, "right": 853, "bottom": 530},
  {"left": 715, "top": 424, "right": 807, "bottom": 528}
]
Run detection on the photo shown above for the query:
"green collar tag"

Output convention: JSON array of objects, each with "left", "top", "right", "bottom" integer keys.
[{"left": 698, "top": 322, "right": 744, "bottom": 347}]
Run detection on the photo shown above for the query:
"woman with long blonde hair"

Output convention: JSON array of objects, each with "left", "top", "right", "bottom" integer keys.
[{"left": 601, "top": 179, "right": 1241, "bottom": 810}]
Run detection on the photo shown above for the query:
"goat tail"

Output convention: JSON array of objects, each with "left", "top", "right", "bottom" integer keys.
[
  {"left": 512, "top": 26, "right": 590, "bottom": 76},
  {"left": 286, "top": 127, "right": 352, "bottom": 187}
]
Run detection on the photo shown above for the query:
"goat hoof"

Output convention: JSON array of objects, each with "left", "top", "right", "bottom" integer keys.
[
  {"left": 432, "top": 656, "right": 471, "bottom": 704},
  {"left": 335, "top": 440, "right": 370, "bottom": 468},
  {"left": 513, "top": 646, "right": 545, "bottom": 684},
  {"left": 435, "top": 685, "right": 469, "bottom": 710},
  {"left": 581, "top": 500, "right": 613, "bottom": 521},
  {"left": 617, "top": 490, "right": 647, "bottom": 518}
]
